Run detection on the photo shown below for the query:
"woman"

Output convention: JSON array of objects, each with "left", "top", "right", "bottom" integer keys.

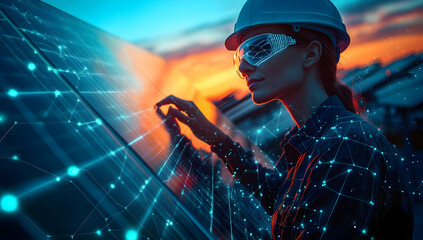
[{"left": 156, "top": 0, "right": 414, "bottom": 239}]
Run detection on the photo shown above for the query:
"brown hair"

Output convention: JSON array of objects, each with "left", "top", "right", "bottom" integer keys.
[{"left": 291, "top": 26, "right": 364, "bottom": 115}]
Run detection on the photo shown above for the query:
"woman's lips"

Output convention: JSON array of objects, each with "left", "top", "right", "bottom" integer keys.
[{"left": 247, "top": 79, "right": 264, "bottom": 91}]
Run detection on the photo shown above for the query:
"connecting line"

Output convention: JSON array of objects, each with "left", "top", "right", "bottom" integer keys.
[
  {"left": 276, "top": 104, "right": 284, "bottom": 127},
  {"left": 263, "top": 126, "right": 278, "bottom": 138},
  {"left": 156, "top": 136, "right": 185, "bottom": 176},
  {"left": 0, "top": 123, "right": 15, "bottom": 143},
  {"left": 42, "top": 96, "right": 57, "bottom": 118},
  {"left": 139, "top": 144, "right": 197, "bottom": 237},
  {"left": 161, "top": 149, "right": 200, "bottom": 238},
  {"left": 138, "top": 188, "right": 163, "bottom": 230},
  {"left": 414, "top": 180, "right": 423, "bottom": 194},
  {"left": 210, "top": 160, "right": 214, "bottom": 233},
  {"left": 116, "top": 109, "right": 153, "bottom": 121},
  {"left": 68, "top": 99, "right": 79, "bottom": 121},
  {"left": 71, "top": 177, "right": 118, "bottom": 236},
  {"left": 15, "top": 145, "right": 125, "bottom": 198},
  {"left": 128, "top": 119, "right": 165, "bottom": 146},
  {"left": 17, "top": 209, "right": 47, "bottom": 238},
  {"left": 357, "top": 58, "right": 377, "bottom": 85},
  {"left": 320, "top": 172, "right": 350, "bottom": 240},
  {"left": 228, "top": 186, "right": 234, "bottom": 240}
]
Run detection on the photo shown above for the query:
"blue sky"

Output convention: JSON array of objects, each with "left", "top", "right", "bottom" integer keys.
[
  {"left": 41, "top": 0, "right": 369, "bottom": 41},
  {"left": 42, "top": 0, "right": 247, "bottom": 41}
]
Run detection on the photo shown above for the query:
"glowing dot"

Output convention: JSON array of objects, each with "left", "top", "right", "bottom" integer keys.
[
  {"left": 125, "top": 230, "right": 138, "bottom": 240},
  {"left": 362, "top": 229, "right": 366, "bottom": 234},
  {"left": 8, "top": 89, "right": 18, "bottom": 97},
  {"left": 0, "top": 114, "right": 4, "bottom": 123},
  {"left": 12, "top": 155, "right": 19, "bottom": 161},
  {"left": 257, "top": 129, "right": 262, "bottom": 134},
  {"left": 27, "top": 63, "right": 36, "bottom": 71},
  {"left": 56, "top": 177, "right": 61, "bottom": 182},
  {"left": 323, "top": 227, "right": 326, "bottom": 231},
  {"left": 54, "top": 90, "right": 61, "bottom": 97},
  {"left": 96, "top": 118, "right": 102, "bottom": 125},
  {"left": 110, "top": 184, "right": 115, "bottom": 189},
  {"left": 96, "top": 230, "right": 101, "bottom": 235},
  {"left": 77, "top": 122, "right": 82, "bottom": 126},
  {"left": 67, "top": 166, "right": 80, "bottom": 177},
  {"left": 1, "top": 194, "right": 18, "bottom": 212}
]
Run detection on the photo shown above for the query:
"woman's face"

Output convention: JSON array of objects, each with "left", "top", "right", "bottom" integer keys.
[{"left": 238, "top": 25, "right": 307, "bottom": 104}]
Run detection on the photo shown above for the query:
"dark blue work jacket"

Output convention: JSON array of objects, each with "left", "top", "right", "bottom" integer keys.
[{"left": 211, "top": 95, "right": 413, "bottom": 239}]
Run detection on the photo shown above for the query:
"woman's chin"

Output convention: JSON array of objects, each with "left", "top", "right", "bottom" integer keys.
[{"left": 251, "top": 92, "right": 272, "bottom": 105}]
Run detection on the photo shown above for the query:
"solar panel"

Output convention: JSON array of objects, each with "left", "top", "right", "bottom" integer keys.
[
  {"left": 0, "top": 0, "right": 272, "bottom": 239},
  {"left": 354, "top": 55, "right": 419, "bottom": 95},
  {"left": 375, "top": 64, "right": 423, "bottom": 108}
]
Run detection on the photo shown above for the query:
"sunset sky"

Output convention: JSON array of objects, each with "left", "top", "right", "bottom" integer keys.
[{"left": 43, "top": 0, "right": 423, "bottom": 101}]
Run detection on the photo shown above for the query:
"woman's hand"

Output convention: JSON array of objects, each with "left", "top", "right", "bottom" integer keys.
[
  {"left": 155, "top": 95, "right": 227, "bottom": 145},
  {"left": 155, "top": 103, "right": 183, "bottom": 146}
]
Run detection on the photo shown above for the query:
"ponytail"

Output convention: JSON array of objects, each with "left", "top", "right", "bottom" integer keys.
[{"left": 295, "top": 27, "right": 363, "bottom": 115}]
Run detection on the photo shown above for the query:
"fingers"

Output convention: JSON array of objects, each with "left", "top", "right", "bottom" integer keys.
[
  {"left": 155, "top": 95, "right": 192, "bottom": 112},
  {"left": 168, "top": 106, "right": 191, "bottom": 125},
  {"left": 155, "top": 104, "right": 188, "bottom": 125},
  {"left": 156, "top": 105, "right": 184, "bottom": 124},
  {"left": 155, "top": 106, "right": 166, "bottom": 119}
]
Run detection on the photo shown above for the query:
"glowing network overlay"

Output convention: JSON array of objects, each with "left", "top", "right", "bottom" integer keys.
[
  {"left": 0, "top": 0, "right": 274, "bottom": 239},
  {"left": 0, "top": 0, "right": 422, "bottom": 240}
]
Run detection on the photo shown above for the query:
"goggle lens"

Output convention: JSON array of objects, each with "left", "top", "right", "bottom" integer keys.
[{"left": 234, "top": 33, "right": 299, "bottom": 79}]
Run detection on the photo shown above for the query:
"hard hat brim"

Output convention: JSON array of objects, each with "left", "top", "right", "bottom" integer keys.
[{"left": 225, "top": 30, "right": 243, "bottom": 51}]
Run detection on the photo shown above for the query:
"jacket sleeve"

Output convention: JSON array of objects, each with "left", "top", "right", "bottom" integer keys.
[
  {"left": 210, "top": 134, "right": 284, "bottom": 215},
  {"left": 276, "top": 137, "right": 384, "bottom": 239}
]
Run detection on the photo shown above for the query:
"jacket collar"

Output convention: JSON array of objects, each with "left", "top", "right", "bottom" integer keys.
[{"left": 280, "top": 95, "right": 347, "bottom": 157}]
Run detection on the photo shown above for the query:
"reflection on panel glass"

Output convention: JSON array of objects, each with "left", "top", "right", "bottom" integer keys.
[{"left": 0, "top": 0, "right": 272, "bottom": 239}]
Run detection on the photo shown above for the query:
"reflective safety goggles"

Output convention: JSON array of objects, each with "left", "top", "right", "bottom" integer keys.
[{"left": 234, "top": 33, "right": 306, "bottom": 79}]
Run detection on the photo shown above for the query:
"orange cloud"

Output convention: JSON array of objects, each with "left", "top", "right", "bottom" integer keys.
[{"left": 340, "top": 34, "right": 423, "bottom": 71}]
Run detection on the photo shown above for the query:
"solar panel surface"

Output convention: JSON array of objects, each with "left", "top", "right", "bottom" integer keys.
[{"left": 0, "top": 0, "right": 272, "bottom": 239}]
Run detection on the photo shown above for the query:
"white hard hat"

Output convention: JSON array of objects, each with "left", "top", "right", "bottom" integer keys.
[{"left": 225, "top": 0, "right": 350, "bottom": 60}]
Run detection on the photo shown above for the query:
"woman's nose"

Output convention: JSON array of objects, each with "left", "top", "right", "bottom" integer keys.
[{"left": 238, "top": 59, "right": 256, "bottom": 78}]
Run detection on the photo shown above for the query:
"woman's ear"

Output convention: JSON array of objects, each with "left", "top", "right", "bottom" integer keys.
[{"left": 303, "top": 40, "right": 322, "bottom": 68}]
